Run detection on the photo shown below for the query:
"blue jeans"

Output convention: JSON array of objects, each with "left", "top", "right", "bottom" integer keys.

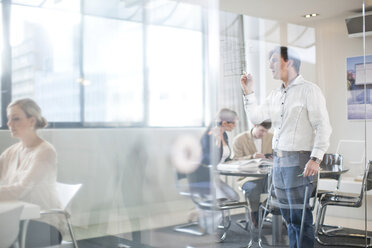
[
  {"left": 241, "top": 176, "right": 268, "bottom": 212},
  {"left": 273, "top": 151, "right": 314, "bottom": 248}
]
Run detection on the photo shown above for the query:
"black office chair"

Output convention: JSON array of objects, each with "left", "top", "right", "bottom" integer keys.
[
  {"left": 258, "top": 170, "right": 319, "bottom": 248},
  {"left": 173, "top": 170, "right": 205, "bottom": 236},
  {"left": 319, "top": 153, "right": 343, "bottom": 185},
  {"left": 316, "top": 153, "right": 345, "bottom": 234},
  {"left": 186, "top": 164, "right": 253, "bottom": 245},
  {"left": 315, "top": 160, "right": 372, "bottom": 247}
]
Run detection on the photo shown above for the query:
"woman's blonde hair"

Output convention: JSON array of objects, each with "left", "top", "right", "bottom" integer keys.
[{"left": 7, "top": 98, "right": 48, "bottom": 129}]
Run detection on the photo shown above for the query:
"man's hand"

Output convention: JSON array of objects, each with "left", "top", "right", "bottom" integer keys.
[
  {"left": 303, "top": 160, "right": 320, "bottom": 177},
  {"left": 241, "top": 72, "right": 254, "bottom": 95},
  {"left": 253, "top": 152, "right": 265, "bottom": 159}
]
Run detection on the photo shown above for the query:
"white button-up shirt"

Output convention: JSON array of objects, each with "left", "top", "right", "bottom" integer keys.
[{"left": 243, "top": 75, "right": 332, "bottom": 159}]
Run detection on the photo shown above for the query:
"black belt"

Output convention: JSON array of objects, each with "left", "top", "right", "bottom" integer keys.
[{"left": 273, "top": 150, "right": 311, "bottom": 158}]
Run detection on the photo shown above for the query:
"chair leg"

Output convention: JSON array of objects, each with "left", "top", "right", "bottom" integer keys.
[
  {"left": 244, "top": 207, "right": 254, "bottom": 248},
  {"left": 314, "top": 201, "right": 324, "bottom": 243},
  {"left": 65, "top": 214, "right": 79, "bottom": 248},
  {"left": 258, "top": 205, "right": 265, "bottom": 248},
  {"left": 218, "top": 210, "right": 231, "bottom": 242},
  {"left": 258, "top": 184, "right": 273, "bottom": 248},
  {"left": 20, "top": 220, "right": 30, "bottom": 248},
  {"left": 236, "top": 201, "right": 251, "bottom": 231}
]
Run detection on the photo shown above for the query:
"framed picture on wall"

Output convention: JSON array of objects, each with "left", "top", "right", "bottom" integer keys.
[{"left": 346, "top": 55, "right": 372, "bottom": 120}]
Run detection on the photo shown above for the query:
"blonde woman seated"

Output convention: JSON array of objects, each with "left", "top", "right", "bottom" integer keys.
[{"left": 0, "top": 98, "right": 63, "bottom": 247}]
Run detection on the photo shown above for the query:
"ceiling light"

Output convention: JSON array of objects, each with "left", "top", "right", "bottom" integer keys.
[{"left": 304, "top": 13, "right": 319, "bottom": 18}]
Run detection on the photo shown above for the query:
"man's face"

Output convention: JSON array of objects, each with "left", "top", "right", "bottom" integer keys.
[
  {"left": 269, "top": 52, "right": 288, "bottom": 81},
  {"left": 252, "top": 125, "right": 269, "bottom": 139}
]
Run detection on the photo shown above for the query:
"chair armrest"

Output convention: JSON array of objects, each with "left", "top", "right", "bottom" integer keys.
[{"left": 317, "top": 190, "right": 333, "bottom": 197}]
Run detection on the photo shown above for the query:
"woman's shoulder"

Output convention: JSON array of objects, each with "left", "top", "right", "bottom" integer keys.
[{"left": 35, "top": 140, "right": 57, "bottom": 155}]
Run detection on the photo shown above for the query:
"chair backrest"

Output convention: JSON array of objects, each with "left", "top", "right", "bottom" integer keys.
[
  {"left": 320, "top": 153, "right": 343, "bottom": 174},
  {"left": 56, "top": 182, "right": 82, "bottom": 210},
  {"left": 0, "top": 204, "right": 24, "bottom": 248},
  {"left": 186, "top": 164, "right": 212, "bottom": 198},
  {"left": 319, "top": 153, "right": 344, "bottom": 190},
  {"left": 268, "top": 170, "right": 319, "bottom": 211}
]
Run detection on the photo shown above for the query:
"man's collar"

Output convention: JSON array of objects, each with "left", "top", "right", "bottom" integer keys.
[{"left": 280, "top": 74, "right": 302, "bottom": 90}]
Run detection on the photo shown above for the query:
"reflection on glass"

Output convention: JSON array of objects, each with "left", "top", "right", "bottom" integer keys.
[
  {"left": 147, "top": 24, "right": 203, "bottom": 126},
  {"left": 10, "top": 5, "right": 80, "bottom": 122},
  {"left": 83, "top": 16, "right": 143, "bottom": 123}
]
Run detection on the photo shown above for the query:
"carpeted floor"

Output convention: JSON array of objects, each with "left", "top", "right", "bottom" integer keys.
[{"left": 69, "top": 214, "right": 371, "bottom": 248}]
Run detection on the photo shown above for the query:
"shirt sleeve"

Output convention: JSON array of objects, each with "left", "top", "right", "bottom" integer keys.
[
  {"left": 306, "top": 85, "right": 332, "bottom": 159},
  {"left": 0, "top": 146, "right": 57, "bottom": 200},
  {"left": 243, "top": 92, "right": 271, "bottom": 124}
]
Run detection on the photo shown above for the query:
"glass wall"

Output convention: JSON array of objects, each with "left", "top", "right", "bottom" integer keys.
[{"left": 0, "top": 0, "right": 370, "bottom": 248}]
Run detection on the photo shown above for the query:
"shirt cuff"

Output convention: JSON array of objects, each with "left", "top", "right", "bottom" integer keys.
[
  {"left": 310, "top": 149, "right": 325, "bottom": 161},
  {"left": 243, "top": 93, "right": 256, "bottom": 105}
]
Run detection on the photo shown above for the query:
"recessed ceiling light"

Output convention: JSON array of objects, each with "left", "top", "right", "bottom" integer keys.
[{"left": 304, "top": 13, "right": 319, "bottom": 18}]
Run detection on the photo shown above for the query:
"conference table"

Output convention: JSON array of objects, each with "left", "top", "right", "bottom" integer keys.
[
  {"left": 0, "top": 201, "right": 41, "bottom": 248},
  {"left": 217, "top": 161, "right": 349, "bottom": 246}
]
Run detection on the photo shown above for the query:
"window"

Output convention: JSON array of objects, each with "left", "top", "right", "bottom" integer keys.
[
  {"left": 83, "top": 16, "right": 143, "bottom": 124},
  {"left": 10, "top": 5, "right": 80, "bottom": 122},
  {"left": 147, "top": 25, "right": 203, "bottom": 126},
  {"left": 1, "top": 1, "right": 206, "bottom": 127}
]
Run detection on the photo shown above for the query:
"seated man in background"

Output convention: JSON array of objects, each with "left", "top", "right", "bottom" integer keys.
[{"left": 232, "top": 121, "right": 273, "bottom": 227}]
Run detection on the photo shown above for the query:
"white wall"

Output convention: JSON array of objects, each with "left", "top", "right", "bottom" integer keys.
[
  {"left": 0, "top": 128, "right": 204, "bottom": 230},
  {"left": 316, "top": 15, "right": 372, "bottom": 173},
  {"left": 315, "top": 15, "right": 372, "bottom": 221}
]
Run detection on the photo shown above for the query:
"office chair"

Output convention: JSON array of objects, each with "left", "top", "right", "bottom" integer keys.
[
  {"left": 315, "top": 160, "right": 372, "bottom": 247},
  {"left": 319, "top": 153, "right": 343, "bottom": 187},
  {"left": 22, "top": 183, "right": 82, "bottom": 248},
  {"left": 184, "top": 164, "right": 253, "bottom": 246},
  {"left": 0, "top": 205, "right": 24, "bottom": 248},
  {"left": 173, "top": 171, "right": 205, "bottom": 236},
  {"left": 316, "top": 153, "right": 345, "bottom": 234},
  {"left": 258, "top": 170, "right": 319, "bottom": 248}
]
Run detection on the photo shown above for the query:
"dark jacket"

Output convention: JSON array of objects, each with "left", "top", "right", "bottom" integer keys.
[
  {"left": 200, "top": 128, "right": 230, "bottom": 166},
  {"left": 188, "top": 128, "right": 230, "bottom": 196}
]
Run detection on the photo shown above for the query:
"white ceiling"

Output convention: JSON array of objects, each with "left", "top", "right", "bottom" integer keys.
[{"left": 219, "top": 0, "right": 372, "bottom": 26}]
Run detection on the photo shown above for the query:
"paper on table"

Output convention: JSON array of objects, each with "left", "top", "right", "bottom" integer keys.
[{"left": 217, "top": 158, "right": 273, "bottom": 171}]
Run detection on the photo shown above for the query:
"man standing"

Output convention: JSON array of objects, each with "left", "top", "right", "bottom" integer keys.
[
  {"left": 232, "top": 122, "right": 273, "bottom": 227},
  {"left": 240, "top": 46, "right": 331, "bottom": 248}
]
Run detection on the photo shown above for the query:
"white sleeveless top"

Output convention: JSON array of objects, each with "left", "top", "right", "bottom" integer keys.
[{"left": 220, "top": 145, "right": 230, "bottom": 163}]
